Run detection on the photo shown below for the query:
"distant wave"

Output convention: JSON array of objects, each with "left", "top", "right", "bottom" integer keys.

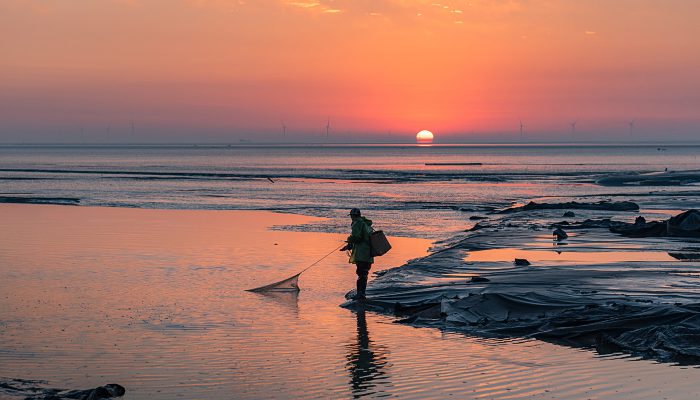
[{"left": 0, "top": 167, "right": 632, "bottom": 184}]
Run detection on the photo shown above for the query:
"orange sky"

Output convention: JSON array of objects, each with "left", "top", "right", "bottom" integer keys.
[{"left": 1, "top": 0, "right": 699, "bottom": 142}]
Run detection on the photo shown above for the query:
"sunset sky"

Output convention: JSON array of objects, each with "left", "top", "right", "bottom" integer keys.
[{"left": 2, "top": 0, "right": 699, "bottom": 143}]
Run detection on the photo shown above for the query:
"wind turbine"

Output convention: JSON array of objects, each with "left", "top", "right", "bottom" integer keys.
[
  {"left": 570, "top": 120, "right": 578, "bottom": 136},
  {"left": 519, "top": 120, "right": 525, "bottom": 140},
  {"left": 281, "top": 119, "right": 286, "bottom": 137},
  {"left": 628, "top": 119, "right": 636, "bottom": 138},
  {"left": 326, "top": 117, "right": 331, "bottom": 139}
]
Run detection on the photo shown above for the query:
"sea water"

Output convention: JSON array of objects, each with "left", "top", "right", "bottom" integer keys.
[
  {"left": 2, "top": 144, "right": 700, "bottom": 399},
  {"left": 2, "top": 144, "right": 700, "bottom": 240},
  {"left": 2, "top": 205, "right": 700, "bottom": 400}
]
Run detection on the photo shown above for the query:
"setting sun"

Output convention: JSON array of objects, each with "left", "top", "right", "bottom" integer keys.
[{"left": 416, "top": 130, "right": 434, "bottom": 143}]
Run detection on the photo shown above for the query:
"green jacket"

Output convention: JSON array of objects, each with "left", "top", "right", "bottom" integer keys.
[{"left": 347, "top": 216, "right": 374, "bottom": 264}]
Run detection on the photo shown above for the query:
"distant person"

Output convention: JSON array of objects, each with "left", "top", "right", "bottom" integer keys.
[{"left": 340, "top": 208, "right": 374, "bottom": 300}]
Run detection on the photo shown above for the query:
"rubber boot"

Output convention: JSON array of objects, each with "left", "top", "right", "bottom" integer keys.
[{"left": 355, "top": 273, "right": 368, "bottom": 300}]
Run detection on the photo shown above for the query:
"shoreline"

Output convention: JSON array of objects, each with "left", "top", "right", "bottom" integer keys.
[{"left": 350, "top": 201, "right": 700, "bottom": 365}]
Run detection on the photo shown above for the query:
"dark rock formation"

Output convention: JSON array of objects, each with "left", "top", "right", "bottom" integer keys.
[
  {"left": 514, "top": 258, "right": 531, "bottom": 266},
  {"left": 667, "top": 210, "right": 700, "bottom": 237},
  {"left": 467, "top": 222, "right": 490, "bottom": 232},
  {"left": 669, "top": 252, "right": 700, "bottom": 261},
  {"left": 610, "top": 221, "right": 667, "bottom": 237},
  {"left": 58, "top": 384, "right": 125, "bottom": 400},
  {"left": 498, "top": 200, "right": 639, "bottom": 214},
  {"left": 0, "top": 379, "right": 124, "bottom": 400},
  {"left": 552, "top": 227, "right": 568, "bottom": 241},
  {"left": 610, "top": 210, "right": 700, "bottom": 238},
  {"left": 551, "top": 218, "right": 616, "bottom": 230}
]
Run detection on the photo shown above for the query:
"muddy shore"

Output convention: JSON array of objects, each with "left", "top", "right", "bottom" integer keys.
[{"left": 348, "top": 202, "right": 700, "bottom": 364}]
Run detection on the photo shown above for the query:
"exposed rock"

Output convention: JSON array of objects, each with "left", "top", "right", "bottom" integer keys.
[
  {"left": 498, "top": 200, "right": 639, "bottom": 214},
  {"left": 58, "top": 384, "right": 126, "bottom": 400},
  {"left": 667, "top": 210, "right": 700, "bottom": 237},
  {"left": 467, "top": 222, "right": 489, "bottom": 232},
  {"left": 514, "top": 258, "right": 531, "bottom": 266},
  {"left": 552, "top": 227, "right": 568, "bottom": 241},
  {"left": 610, "top": 221, "right": 667, "bottom": 237},
  {"left": 0, "top": 380, "right": 125, "bottom": 400},
  {"left": 668, "top": 252, "right": 700, "bottom": 261},
  {"left": 563, "top": 211, "right": 575, "bottom": 217},
  {"left": 469, "top": 276, "right": 491, "bottom": 283},
  {"left": 551, "top": 218, "right": 617, "bottom": 230},
  {"left": 610, "top": 210, "right": 700, "bottom": 238},
  {"left": 469, "top": 215, "right": 488, "bottom": 220}
]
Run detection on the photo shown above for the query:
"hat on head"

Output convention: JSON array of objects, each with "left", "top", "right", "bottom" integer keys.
[{"left": 349, "top": 208, "right": 361, "bottom": 216}]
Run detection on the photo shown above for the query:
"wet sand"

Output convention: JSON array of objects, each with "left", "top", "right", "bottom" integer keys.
[
  {"left": 356, "top": 202, "right": 700, "bottom": 366},
  {"left": 2, "top": 204, "right": 700, "bottom": 399}
]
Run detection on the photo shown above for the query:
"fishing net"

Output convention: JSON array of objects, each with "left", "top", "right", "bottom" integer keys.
[
  {"left": 246, "top": 244, "right": 344, "bottom": 293},
  {"left": 247, "top": 271, "right": 302, "bottom": 292}
]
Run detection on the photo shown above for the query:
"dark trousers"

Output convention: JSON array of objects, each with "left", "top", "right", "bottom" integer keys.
[{"left": 355, "top": 262, "right": 372, "bottom": 296}]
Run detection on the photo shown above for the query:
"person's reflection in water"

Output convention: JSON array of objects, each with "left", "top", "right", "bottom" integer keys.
[{"left": 345, "top": 304, "right": 390, "bottom": 398}]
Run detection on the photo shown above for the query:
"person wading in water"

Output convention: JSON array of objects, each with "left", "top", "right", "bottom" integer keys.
[{"left": 340, "top": 208, "right": 374, "bottom": 300}]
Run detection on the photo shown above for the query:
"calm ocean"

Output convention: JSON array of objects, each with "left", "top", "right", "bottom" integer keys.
[
  {"left": 2, "top": 144, "right": 699, "bottom": 239},
  {"left": 3, "top": 144, "right": 700, "bottom": 399}
]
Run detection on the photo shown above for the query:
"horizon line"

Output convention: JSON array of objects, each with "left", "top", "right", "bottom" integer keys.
[{"left": 2, "top": 141, "right": 700, "bottom": 147}]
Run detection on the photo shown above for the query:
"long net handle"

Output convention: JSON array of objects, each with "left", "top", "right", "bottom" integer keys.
[
  {"left": 247, "top": 242, "right": 346, "bottom": 292},
  {"left": 300, "top": 243, "right": 345, "bottom": 274}
]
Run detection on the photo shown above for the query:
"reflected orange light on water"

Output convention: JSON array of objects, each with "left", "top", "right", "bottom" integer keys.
[
  {"left": 2, "top": 204, "right": 700, "bottom": 398},
  {"left": 0, "top": 204, "right": 434, "bottom": 395}
]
